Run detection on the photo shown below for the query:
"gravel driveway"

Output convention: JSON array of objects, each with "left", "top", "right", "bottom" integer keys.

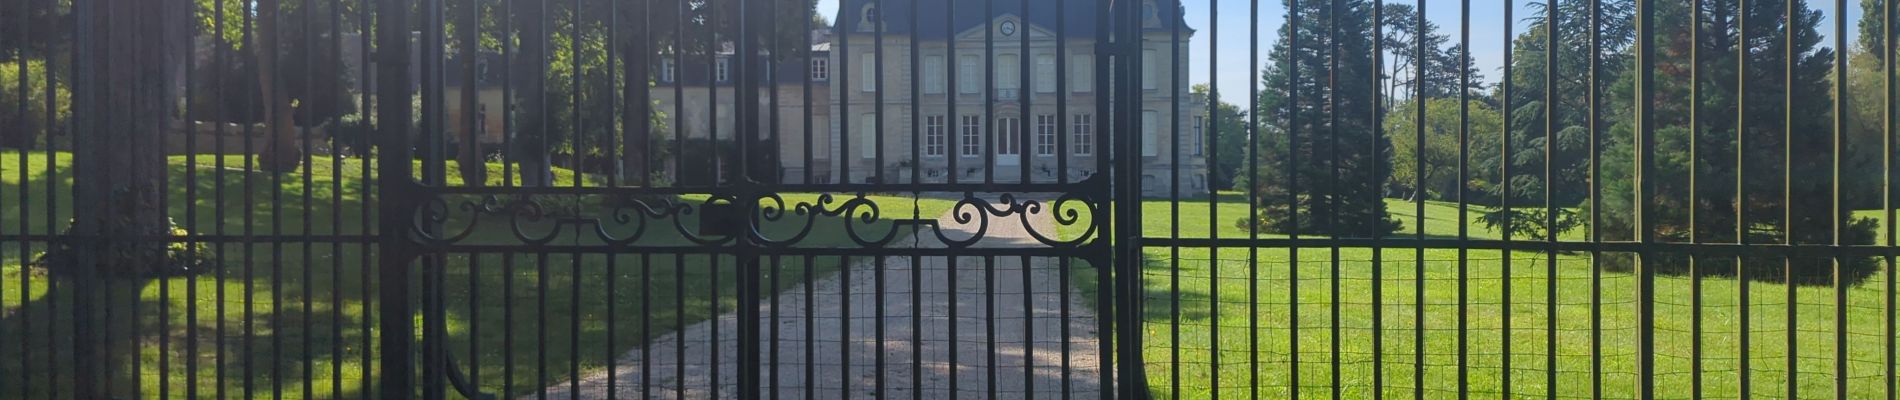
[{"left": 538, "top": 201, "right": 1105, "bottom": 399}]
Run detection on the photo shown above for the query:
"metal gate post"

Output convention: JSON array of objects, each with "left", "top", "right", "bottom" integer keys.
[
  {"left": 375, "top": 0, "right": 419, "bottom": 397},
  {"left": 734, "top": 0, "right": 764, "bottom": 398},
  {"left": 1109, "top": 0, "right": 1148, "bottom": 398}
]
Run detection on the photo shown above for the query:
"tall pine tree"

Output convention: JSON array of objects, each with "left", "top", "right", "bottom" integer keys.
[
  {"left": 1599, "top": 0, "right": 1877, "bottom": 282},
  {"left": 1242, "top": 0, "right": 1401, "bottom": 237},
  {"left": 1477, "top": 0, "right": 1632, "bottom": 240}
]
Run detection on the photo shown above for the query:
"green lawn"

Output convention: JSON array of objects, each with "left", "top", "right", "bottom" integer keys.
[
  {"left": 1113, "top": 192, "right": 1898, "bottom": 399},
  {"left": 3, "top": 152, "right": 1895, "bottom": 398},
  {"left": 0, "top": 151, "right": 955, "bottom": 399}
]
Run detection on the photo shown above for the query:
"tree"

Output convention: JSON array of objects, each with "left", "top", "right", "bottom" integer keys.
[
  {"left": 1378, "top": 4, "right": 1482, "bottom": 103},
  {"left": 1597, "top": 0, "right": 1877, "bottom": 282},
  {"left": 1241, "top": 0, "right": 1401, "bottom": 237},
  {"left": 1476, "top": 0, "right": 1632, "bottom": 237},
  {"left": 253, "top": 0, "right": 306, "bottom": 172},
  {"left": 59, "top": 0, "right": 205, "bottom": 397},
  {"left": 1386, "top": 97, "right": 1503, "bottom": 201},
  {"left": 1193, "top": 84, "right": 1250, "bottom": 190}
]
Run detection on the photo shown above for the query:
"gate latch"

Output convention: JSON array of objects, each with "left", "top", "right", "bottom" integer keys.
[{"left": 698, "top": 203, "right": 746, "bottom": 237}]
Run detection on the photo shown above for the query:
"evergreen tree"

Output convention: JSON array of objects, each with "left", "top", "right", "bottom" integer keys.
[
  {"left": 1194, "top": 84, "right": 1252, "bottom": 190},
  {"left": 1598, "top": 0, "right": 1877, "bottom": 282},
  {"left": 1240, "top": 0, "right": 1401, "bottom": 237},
  {"left": 1478, "top": 0, "right": 1633, "bottom": 239}
]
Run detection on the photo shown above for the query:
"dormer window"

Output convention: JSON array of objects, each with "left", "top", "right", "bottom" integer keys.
[{"left": 858, "top": 3, "right": 880, "bottom": 32}]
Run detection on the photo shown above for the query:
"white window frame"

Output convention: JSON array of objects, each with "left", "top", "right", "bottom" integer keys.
[
  {"left": 925, "top": 115, "right": 947, "bottom": 157},
  {"left": 1072, "top": 54, "right": 1094, "bottom": 92},
  {"left": 716, "top": 57, "right": 731, "bottom": 82},
  {"left": 661, "top": 58, "right": 676, "bottom": 82},
  {"left": 860, "top": 53, "right": 876, "bottom": 92},
  {"left": 996, "top": 117, "right": 1021, "bottom": 165},
  {"left": 1193, "top": 116, "right": 1205, "bottom": 156},
  {"left": 811, "top": 57, "right": 828, "bottom": 80},
  {"left": 1141, "top": 50, "right": 1157, "bottom": 90},
  {"left": 997, "top": 53, "right": 1020, "bottom": 90},
  {"left": 959, "top": 55, "right": 981, "bottom": 94},
  {"left": 1071, "top": 113, "right": 1093, "bottom": 155},
  {"left": 1142, "top": 110, "right": 1159, "bottom": 157},
  {"left": 1034, "top": 54, "right": 1056, "bottom": 93},
  {"left": 923, "top": 55, "right": 946, "bottom": 94},
  {"left": 859, "top": 114, "right": 877, "bottom": 159},
  {"left": 960, "top": 115, "right": 983, "bottom": 157},
  {"left": 1035, "top": 114, "right": 1057, "bottom": 156}
]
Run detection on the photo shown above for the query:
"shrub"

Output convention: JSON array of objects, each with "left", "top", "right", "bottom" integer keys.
[{"left": 0, "top": 59, "right": 71, "bottom": 149}]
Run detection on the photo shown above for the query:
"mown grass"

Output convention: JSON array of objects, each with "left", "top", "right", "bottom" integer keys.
[
  {"left": 1082, "top": 192, "right": 1898, "bottom": 399},
  {"left": 0, "top": 151, "right": 955, "bottom": 399}
]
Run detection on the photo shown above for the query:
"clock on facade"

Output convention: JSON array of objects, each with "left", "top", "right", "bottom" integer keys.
[{"left": 1000, "top": 20, "right": 1017, "bottom": 36}]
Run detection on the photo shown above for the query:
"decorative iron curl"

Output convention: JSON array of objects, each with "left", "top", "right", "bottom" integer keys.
[
  {"left": 1017, "top": 192, "right": 1099, "bottom": 247},
  {"left": 750, "top": 192, "right": 828, "bottom": 247},
  {"left": 411, "top": 195, "right": 505, "bottom": 245},
  {"left": 589, "top": 196, "right": 672, "bottom": 245}
]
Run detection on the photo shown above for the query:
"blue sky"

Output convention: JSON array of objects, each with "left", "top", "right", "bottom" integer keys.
[{"left": 817, "top": 0, "right": 1859, "bottom": 105}]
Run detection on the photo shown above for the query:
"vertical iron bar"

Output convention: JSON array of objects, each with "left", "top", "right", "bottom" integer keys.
[
  {"left": 1371, "top": 0, "right": 1387, "bottom": 396},
  {"left": 1020, "top": 0, "right": 1032, "bottom": 185},
  {"left": 1886, "top": 0, "right": 1898, "bottom": 394},
  {"left": 987, "top": 255, "right": 998, "bottom": 399},
  {"left": 1542, "top": 0, "right": 1559, "bottom": 396},
  {"left": 1501, "top": 0, "right": 1516, "bottom": 393},
  {"left": 1588, "top": 0, "right": 1605, "bottom": 395},
  {"left": 1113, "top": 0, "right": 1149, "bottom": 396},
  {"left": 803, "top": 255, "right": 815, "bottom": 399},
  {"left": 1634, "top": 0, "right": 1658, "bottom": 394},
  {"left": 950, "top": 253, "right": 961, "bottom": 398},
  {"left": 1832, "top": 0, "right": 1850, "bottom": 395},
  {"left": 1416, "top": 0, "right": 1430, "bottom": 396},
  {"left": 1784, "top": 0, "right": 1799, "bottom": 392},
  {"left": 505, "top": 252, "right": 517, "bottom": 398},
  {"left": 1736, "top": 0, "right": 1753, "bottom": 392},
  {"left": 1166, "top": 0, "right": 1187, "bottom": 393},
  {"left": 1459, "top": 0, "right": 1474, "bottom": 395},
  {"left": 375, "top": 0, "right": 418, "bottom": 393}
]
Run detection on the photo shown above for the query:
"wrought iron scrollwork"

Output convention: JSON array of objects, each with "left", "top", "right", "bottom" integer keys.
[{"left": 409, "top": 190, "right": 1098, "bottom": 249}]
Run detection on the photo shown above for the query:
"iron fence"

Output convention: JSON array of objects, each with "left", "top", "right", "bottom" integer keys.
[{"left": 1, "top": 0, "right": 1899, "bottom": 398}]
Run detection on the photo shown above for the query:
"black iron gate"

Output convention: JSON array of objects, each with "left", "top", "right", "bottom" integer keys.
[
  {"left": 13, "top": 0, "right": 1900, "bottom": 397},
  {"left": 375, "top": 0, "right": 1128, "bottom": 398}
]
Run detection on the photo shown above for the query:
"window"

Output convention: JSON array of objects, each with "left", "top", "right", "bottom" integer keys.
[
  {"left": 959, "top": 55, "right": 981, "bottom": 94},
  {"left": 1142, "top": 50, "right": 1157, "bottom": 90},
  {"left": 1142, "top": 110, "right": 1159, "bottom": 157},
  {"left": 860, "top": 53, "right": 876, "bottom": 92},
  {"left": 811, "top": 57, "right": 828, "bottom": 80},
  {"left": 859, "top": 114, "right": 877, "bottom": 159},
  {"left": 997, "top": 117, "right": 1021, "bottom": 163},
  {"left": 1071, "top": 114, "right": 1093, "bottom": 155},
  {"left": 661, "top": 58, "right": 676, "bottom": 82},
  {"left": 960, "top": 115, "right": 982, "bottom": 157},
  {"left": 997, "top": 54, "right": 1020, "bottom": 90},
  {"left": 1192, "top": 116, "right": 1205, "bottom": 156},
  {"left": 1035, "top": 114, "right": 1057, "bottom": 156},
  {"left": 1072, "top": 54, "right": 1094, "bottom": 92},
  {"left": 925, "top": 115, "right": 946, "bottom": 157},
  {"left": 717, "top": 58, "right": 731, "bottom": 82},
  {"left": 924, "top": 55, "right": 945, "bottom": 94},
  {"left": 1034, "top": 54, "right": 1056, "bottom": 93}
]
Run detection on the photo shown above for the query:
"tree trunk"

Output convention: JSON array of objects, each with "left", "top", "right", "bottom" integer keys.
[
  {"left": 512, "top": 0, "right": 553, "bottom": 186},
  {"left": 70, "top": 0, "right": 189, "bottom": 396},
  {"left": 255, "top": 0, "right": 305, "bottom": 172},
  {"left": 622, "top": 18, "right": 652, "bottom": 186},
  {"left": 458, "top": 0, "right": 488, "bottom": 186}
]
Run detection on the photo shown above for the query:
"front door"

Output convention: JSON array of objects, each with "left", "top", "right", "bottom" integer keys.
[{"left": 997, "top": 117, "right": 1022, "bottom": 166}]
